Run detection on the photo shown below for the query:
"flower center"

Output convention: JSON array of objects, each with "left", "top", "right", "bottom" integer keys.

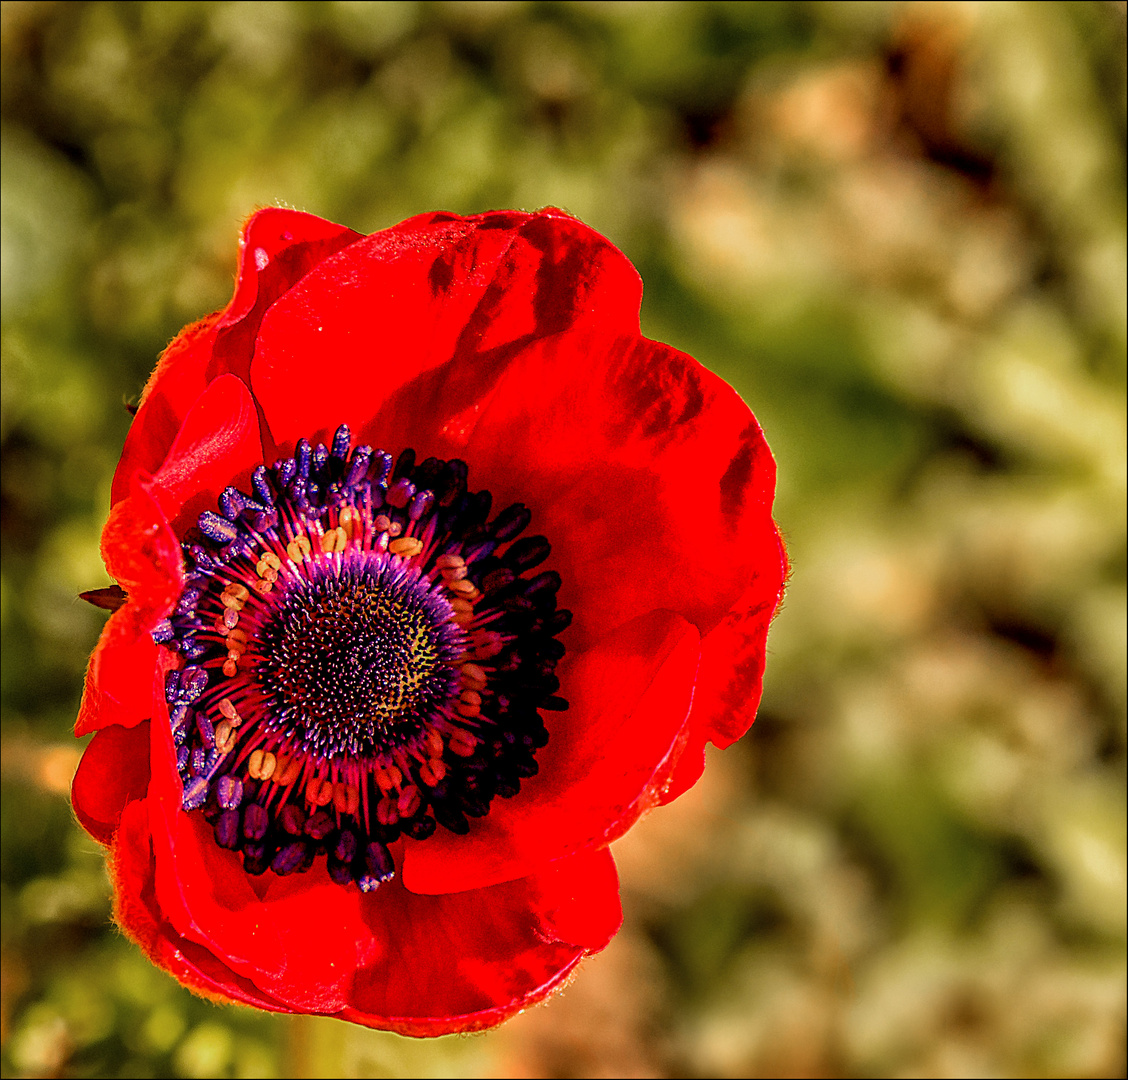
[
  {"left": 257, "top": 560, "right": 463, "bottom": 756},
  {"left": 154, "top": 427, "right": 568, "bottom": 891}
]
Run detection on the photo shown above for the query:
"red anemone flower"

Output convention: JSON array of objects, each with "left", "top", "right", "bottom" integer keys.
[{"left": 71, "top": 207, "right": 787, "bottom": 1035}]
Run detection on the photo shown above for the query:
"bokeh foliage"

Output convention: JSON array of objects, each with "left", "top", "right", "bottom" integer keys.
[{"left": 1, "top": 2, "right": 1124, "bottom": 1077}]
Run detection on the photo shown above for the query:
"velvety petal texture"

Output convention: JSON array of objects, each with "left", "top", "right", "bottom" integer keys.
[{"left": 72, "top": 207, "right": 786, "bottom": 1035}]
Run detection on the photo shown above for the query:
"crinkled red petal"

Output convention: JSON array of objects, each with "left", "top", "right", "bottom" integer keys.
[
  {"left": 218, "top": 208, "right": 365, "bottom": 337},
  {"left": 692, "top": 527, "right": 788, "bottom": 747},
  {"left": 462, "top": 333, "right": 784, "bottom": 797},
  {"left": 77, "top": 473, "right": 181, "bottom": 736},
  {"left": 457, "top": 332, "right": 780, "bottom": 652},
  {"left": 71, "top": 722, "right": 152, "bottom": 845},
  {"left": 83, "top": 378, "right": 262, "bottom": 735},
  {"left": 402, "top": 610, "right": 700, "bottom": 893},
  {"left": 144, "top": 720, "right": 611, "bottom": 1029},
  {"left": 75, "top": 608, "right": 162, "bottom": 736},
  {"left": 532, "top": 847, "right": 623, "bottom": 954},
  {"left": 113, "top": 800, "right": 295, "bottom": 1013},
  {"left": 338, "top": 871, "right": 586, "bottom": 1035},
  {"left": 111, "top": 313, "right": 222, "bottom": 507},
  {"left": 140, "top": 699, "right": 601, "bottom": 1025},
  {"left": 147, "top": 373, "right": 264, "bottom": 533},
  {"left": 112, "top": 209, "right": 362, "bottom": 505},
  {"left": 100, "top": 471, "right": 184, "bottom": 614},
  {"left": 337, "top": 847, "right": 620, "bottom": 1036},
  {"left": 247, "top": 208, "right": 642, "bottom": 454},
  {"left": 661, "top": 529, "right": 788, "bottom": 803},
  {"left": 658, "top": 523, "right": 785, "bottom": 798},
  {"left": 209, "top": 210, "right": 364, "bottom": 459}
]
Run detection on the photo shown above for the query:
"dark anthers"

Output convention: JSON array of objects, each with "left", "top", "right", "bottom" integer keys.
[{"left": 153, "top": 426, "right": 569, "bottom": 891}]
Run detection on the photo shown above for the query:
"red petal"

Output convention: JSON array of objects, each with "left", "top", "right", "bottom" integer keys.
[
  {"left": 112, "top": 209, "right": 362, "bottom": 505},
  {"left": 142, "top": 711, "right": 296, "bottom": 997},
  {"left": 148, "top": 373, "right": 264, "bottom": 533},
  {"left": 662, "top": 536, "right": 788, "bottom": 806},
  {"left": 71, "top": 722, "right": 151, "bottom": 845},
  {"left": 141, "top": 690, "right": 611, "bottom": 1029},
  {"left": 217, "top": 208, "right": 366, "bottom": 336},
  {"left": 111, "top": 313, "right": 222, "bottom": 507},
  {"left": 149, "top": 797, "right": 586, "bottom": 1023},
  {"left": 78, "top": 471, "right": 179, "bottom": 737},
  {"left": 338, "top": 862, "right": 597, "bottom": 1036},
  {"left": 402, "top": 610, "right": 700, "bottom": 894},
  {"left": 457, "top": 332, "right": 780, "bottom": 652},
  {"left": 75, "top": 608, "right": 162, "bottom": 735},
  {"left": 146, "top": 706, "right": 378, "bottom": 1013},
  {"left": 533, "top": 847, "right": 623, "bottom": 954},
  {"left": 460, "top": 332, "right": 785, "bottom": 791},
  {"left": 100, "top": 471, "right": 183, "bottom": 614},
  {"left": 104, "top": 375, "right": 263, "bottom": 606},
  {"left": 112, "top": 801, "right": 295, "bottom": 1013},
  {"left": 208, "top": 211, "right": 364, "bottom": 453},
  {"left": 248, "top": 209, "right": 642, "bottom": 454},
  {"left": 696, "top": 528, "right": 789, "bottom": 746},
  {"left": 78, "top": 470, "right": 181, "bottom": 737},
  {"left": 661, "top": 526, "right": 788, "bottom": 802}
]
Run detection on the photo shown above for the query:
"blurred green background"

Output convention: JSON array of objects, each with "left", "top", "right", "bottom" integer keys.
[{"left": 1, "top": 1, "right": 1124, "bottom": 1077}]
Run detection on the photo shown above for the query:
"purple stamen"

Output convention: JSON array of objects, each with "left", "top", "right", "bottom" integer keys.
[
  {"left": 252, "top": 465, "right": 274, "bottom": 505},
  {"left": 198, "top": 512, "right": 239, "bottom": 544},
  {"left": 182, "top": 775, "right": 209, "bottom": 810},
  {"left": 295, "top": 440, "right": 311, "bottom": 478},
  {"left": 271, "top": 841, "right": 307, "bottom": 875},
  {"left": 243, "top": 803, "right": 268, "bottom": 841},
  {"left": 217, "top": 775, "right": 243, "bottom": 809},
  {"left": 215, "top": 809, "right": 241, "bottom": 849},
  {"left": 331, "top": 424, "right": 351, "bottom": 460},
  {"left": 386, "top": 477, "right": 415, "bottom": 509}
]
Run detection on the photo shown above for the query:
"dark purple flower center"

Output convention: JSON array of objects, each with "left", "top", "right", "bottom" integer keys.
[
  {"left": 256, "top": 558, "right": 463, "bottom": 757},
  {"left": 154, "top": 426, "right": 568, "bottom": 891}
]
